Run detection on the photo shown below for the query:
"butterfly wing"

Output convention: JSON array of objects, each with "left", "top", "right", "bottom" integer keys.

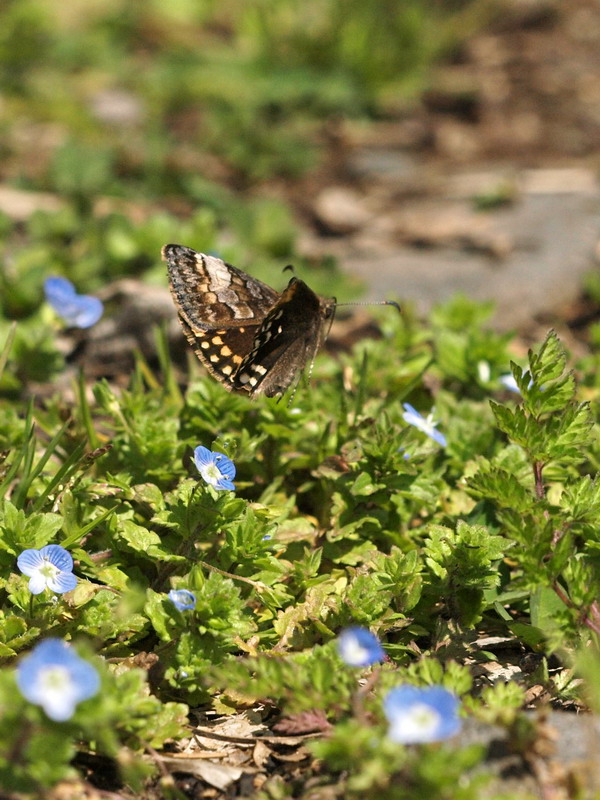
[
  {"left": 163, "top": 244, "right": 279, "bottom": 391},
  {"left": 233, "top": 278, "right": 334, "bottom": 397}
]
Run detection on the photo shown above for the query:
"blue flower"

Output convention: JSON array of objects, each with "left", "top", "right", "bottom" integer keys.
[
  {"left": 168, "top": 589, "right": 196, "bottom": 611},
  {"left": 44, "top": 276, "right": 104, "bottom": 328},
  {"left": 402, "top": 403, "right": 447, "bottom": 447},
  {"left": 17, "top": 544, "right": 78, "bottom": 595},
  {"left": 499, "top": 374, "right": 519, "bottom": 393},
  {"left": 194, "top": 446, "right": 236, "bottom": 491},
  {"left": 16, "top": 638, "right": 100, "bottom": 721},
  {"left": 500, "top": 372, "right": 533, "bottom": 394},
  {"left": 337, "top": 627, "right": 385, "bottom": 667},
  {"left": 383, "top": 685, "right": 461, "bottom": 744}
]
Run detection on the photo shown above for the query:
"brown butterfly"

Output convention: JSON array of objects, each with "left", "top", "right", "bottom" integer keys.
[{"left": 163, "top": 244, "right": 336, "bottom": 398}]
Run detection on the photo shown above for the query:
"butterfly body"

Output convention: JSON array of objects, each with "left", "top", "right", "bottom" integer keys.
[{"left": 163, "top": 244, "right": 335, "bottom": 397}]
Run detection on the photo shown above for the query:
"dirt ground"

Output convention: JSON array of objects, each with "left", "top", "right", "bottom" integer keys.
[{"left": 286, "top": 0, "right": 600, "bottom": 348}]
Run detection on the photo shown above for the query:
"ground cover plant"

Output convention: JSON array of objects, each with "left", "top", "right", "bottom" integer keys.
[{"left": 1, "top": 266, "right": 600, "bottom": 797}]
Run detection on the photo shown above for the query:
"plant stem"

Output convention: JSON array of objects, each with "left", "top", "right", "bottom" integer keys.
[{"left": 533, "top": 461, "right": 545, "bottom": 500}]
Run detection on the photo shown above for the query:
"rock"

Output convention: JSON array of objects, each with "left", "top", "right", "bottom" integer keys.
[
  {"left": 89, "top": 88, "right": 145, "bottom": 127},
  {"left": 0, "top": 185, "right": 63, "bottom": 220},
  {"left": 338, "top": 168, "right": 600, "bottom": 329},
  {"left": 313, "top": 186, "right": 372, "bottom": 234}
]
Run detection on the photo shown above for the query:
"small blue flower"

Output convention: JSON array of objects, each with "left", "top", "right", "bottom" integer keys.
[
  {"left": 337, "top": 627, "right": 385, "bottom": 667},
  {"left": 402, "top": 403, "right": 447, "bottom": 447},
  {"left": 499, "top": 374, "right": 519, "bottom": 393},
  {"left": 17, "top": 544, "right": 78, "bottom": 595},
  {"left": 384, "top": 685, "right": 461, "bottom": 744},
  {"left": 44, "top": 276, "right": 104, "bottom": 329},
  {"left": 194, "top": 446, "right": 236, "bottom": 491},
  {"left": 16, "top": 638, "right": 100, "bottom": 721},
  {"left": 168, "top": 589, "right": 196, "bottom": 611},
  {"left": 499, "top": 372, "right": 533, "bottom": 395}
]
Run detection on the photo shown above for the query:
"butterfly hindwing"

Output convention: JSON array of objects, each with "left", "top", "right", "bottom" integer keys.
[{"left": 176, "top": 314, "right": 263, "bottom": 390}]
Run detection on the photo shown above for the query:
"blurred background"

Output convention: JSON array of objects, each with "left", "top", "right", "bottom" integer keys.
[{"left": 2, "top": 0, "right": 600, "bottom": 383}]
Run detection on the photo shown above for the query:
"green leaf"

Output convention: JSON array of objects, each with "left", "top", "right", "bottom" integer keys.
[
  {"left": 0, "top": 501, "right": 63, "bottom": 556},
  {"left": 466, "top": 460, "right": 533, "bottom": 511},
  {"left": 528, "top": 329, "right": 567, "bottom": 385},
  {"left": 559, "top": 475, "right": 600, "bottom": 524}
]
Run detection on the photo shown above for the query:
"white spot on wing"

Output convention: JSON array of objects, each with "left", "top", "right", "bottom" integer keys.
[{"left": 202, "top": 255, "right": 232, "bottom": 291}]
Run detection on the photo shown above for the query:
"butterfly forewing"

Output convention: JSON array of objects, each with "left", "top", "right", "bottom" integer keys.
[
  {"left": 164, "top": 244, "right": 278, "bottom": 327},
  {"left": 163, "top": 243, "right": 334, "bottom": 397}
]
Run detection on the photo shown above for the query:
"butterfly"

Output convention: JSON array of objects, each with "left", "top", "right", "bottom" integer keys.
[{"left": 163, "top": 244, "right": 336, "bottom": 398}]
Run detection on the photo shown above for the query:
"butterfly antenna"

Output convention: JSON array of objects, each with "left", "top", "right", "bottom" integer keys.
[{"left": 335, "top": 299, "right": 401, "bottom": 313}]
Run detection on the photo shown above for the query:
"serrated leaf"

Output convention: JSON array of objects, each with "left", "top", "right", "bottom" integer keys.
[
  {"left": 547, "top": 402, "right": 594, "bottom": 458},
  {"left": 559, "top": 475, "right": 600, "bottom": 523},
  {"left": 490, "top": 401, "right": 535, "bottom": 446},
  {"left": 529, "top": 330, "right": 567, "bottom": 385},
  {"left": 466, "top": 461, "right": 533, "bottom": 511},
  {"left": 521, "top": 331, "right": 576, "bottom": 414},
  {"left": 491, "top": 398, "right": 593, "bottom": 463}
]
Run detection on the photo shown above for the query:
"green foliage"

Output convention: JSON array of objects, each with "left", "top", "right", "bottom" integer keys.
[
  {"left": 211, "top": 643, "right": 357, "bottom": 714},
  {"left": 0, "top": 5, "right": 598, "bottom": 792},
  {"left": 422, "top": 521, "right": 507, "bottom": 626},
  {"left": 312, "top": 721, "right": 487, "bottom": 799},
  {"left": 0, "top": 0, "right": 482, "bottom": 191},
  {"left": 2, "top": 263, "right": 600, "bottom": 797}
]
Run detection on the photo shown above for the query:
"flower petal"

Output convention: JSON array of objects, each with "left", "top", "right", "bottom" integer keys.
[
  {"left": 194, "top": 447, "right": 236, "bottom": 491},
  {"left": 168, "top": 589, "right": 196, "bottom": 611},
  {"left": 402, "top": 403, "right": 422, "bottom": 423},
  {"left": 44, "top": 276, "right": 77, "bottom": 304},
  {"left": 69, "top": 296, "right": 104, "bottom": 328},
  {"left": 28, "top": 573, "right": 49, "bottom": 595},
  {"left": 337, "top": 627, "right": 385, "bottom": 667},
  {"left": 429, "top": 428, "right": 448, "bottom": 447},
  {"left": 214, "top": 453, "right": 236, "bottom": 480},
  {"left": 193, "top": 446, "right": 213, "bottom": 468},
  {"left": 40, "top": 545, "right": 74, "bottom": 572},
  {"left": 16, "top": 639, "right": 100, "bottom": 721},
  {"left": 44, "top": 277, "right": 103, "bottom": 328},
  {"left": 17, "top": 549, "right": 46, "bottom": 576},
  {"left": 48, "top": 571, "right": 78, "bottom": 594},
  {"left": 384, "top": 685, "right": 461, "bottom": 744}
]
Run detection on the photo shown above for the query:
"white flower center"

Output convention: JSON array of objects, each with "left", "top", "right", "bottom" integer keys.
[
  {"left": 342, "top": 639, "right": 368, "bottom": 665},
  {"left": 39, "top": 665, "right": 71, "bottom": 693},
  {"left": 477, "top": 361, "right": 491, "bottom": 382},
  {"left": 201, "top": 463, "right": 222, "bottom": 486},
  {"left": 422, "top": 415, "right": 437, "bottom": 435},
  {"left": 39, "top": 560, "right": 60, "bottom": 581},
  {"left": 393, "top": 702, "right": 441, "bottom": 739}
]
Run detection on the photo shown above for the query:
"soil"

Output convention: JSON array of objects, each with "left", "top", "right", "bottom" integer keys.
[{"left": 287, "top": 0, "right": 600, "bottom": 347}]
